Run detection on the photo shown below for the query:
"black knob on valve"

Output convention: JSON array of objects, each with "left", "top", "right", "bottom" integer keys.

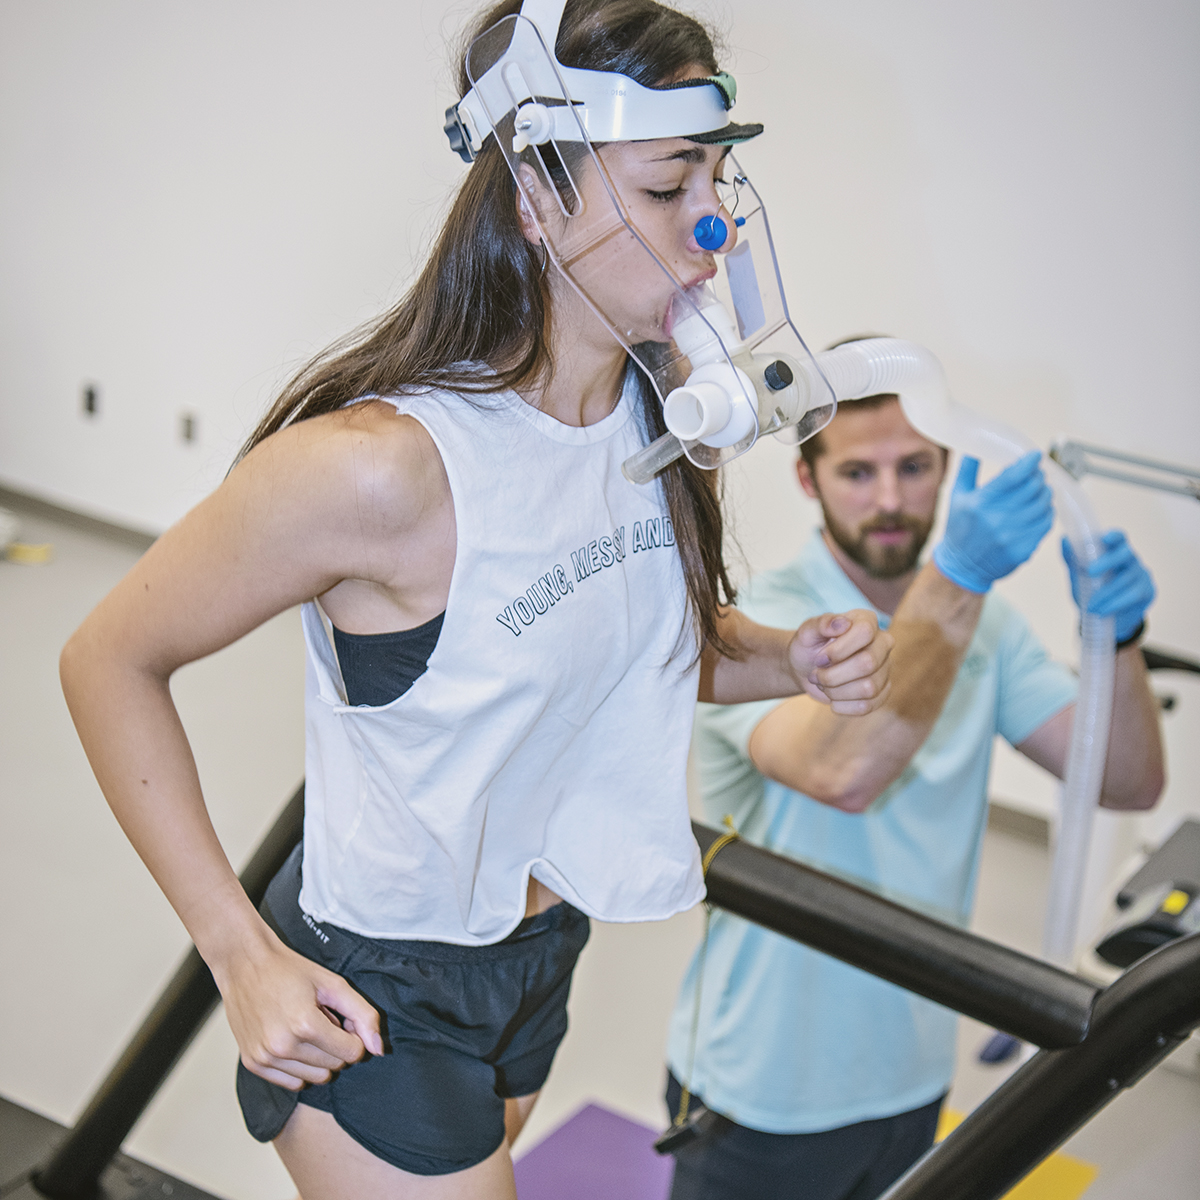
[{"left": 764, "top": 360, "right": 793, "bottom": 391}]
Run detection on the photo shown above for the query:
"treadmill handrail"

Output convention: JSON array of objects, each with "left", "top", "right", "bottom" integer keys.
[
  {"left": 880, "top": 928, "right": 1200, "bottom": 1199},
  {"left": 693, "top": 820, "right": 1099, "bottom": 1049},
  {"left": 38, "top": 800, "right": 1190, "bottom": 1200}
]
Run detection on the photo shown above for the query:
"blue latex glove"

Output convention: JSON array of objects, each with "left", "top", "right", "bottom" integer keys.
[
  {"left": 1062, "top": 530, "right": 1155, "bottom": 643},
  {"left": 932, "top": 450, "right": 1054, "bottom": 593}
]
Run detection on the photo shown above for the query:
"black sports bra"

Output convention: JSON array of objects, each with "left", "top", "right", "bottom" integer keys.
[{"left": 332, "top": 612, "right": 445, "bottom": 707}]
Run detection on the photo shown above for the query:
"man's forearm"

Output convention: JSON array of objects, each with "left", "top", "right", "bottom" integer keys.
[
  {"left": 748, "top": 563, "right": 983, "bottom": 810},
  {"left": 883, "top": 565, "right": 984, "bottom": 719},
  {"left": 1099, "top": 645, "right": 1165, "bottom": 810}
]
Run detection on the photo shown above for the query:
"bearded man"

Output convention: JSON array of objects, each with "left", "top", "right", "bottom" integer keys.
[{"left": 663, "top": 388, "right": 1164, "bottom": 1200}]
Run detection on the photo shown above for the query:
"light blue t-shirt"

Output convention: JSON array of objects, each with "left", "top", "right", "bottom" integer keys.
[{"left": 666, "top": 531, "right": 1077, "bottom": 1134}]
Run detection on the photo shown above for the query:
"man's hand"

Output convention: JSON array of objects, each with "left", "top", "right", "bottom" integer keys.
[
  {"left": 1062, "top": 529, "right": 1155, "bottom": 644},
  {"left": 933, "top": 450, "right": 1054, "bottom": 594},
  {"left": 788, "top": 609, "right": 893, "bottom": 715},
  {"left": 1020, "top": 529, "right": 1162, "bottom": 809}
]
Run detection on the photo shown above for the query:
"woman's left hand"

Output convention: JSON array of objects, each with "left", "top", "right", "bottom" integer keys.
[{"left": 789, "top": 609, "right": 893, "bottom": 714}]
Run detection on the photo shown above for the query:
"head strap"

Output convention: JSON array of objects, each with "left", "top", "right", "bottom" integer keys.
[{"left": 445, "top": 0, "right": 754, "bottom": 162}]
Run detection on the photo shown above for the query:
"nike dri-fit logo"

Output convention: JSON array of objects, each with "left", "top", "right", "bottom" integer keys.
[
  {"left": 302, "top": 912, "right": 331, "bottom": 945},
  {"left": 495, "top": 517, "right": 675, "bottom": 637}
]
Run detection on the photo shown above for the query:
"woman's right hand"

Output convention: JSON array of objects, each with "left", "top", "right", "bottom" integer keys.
[{"left": 216, "top": 929, "right": 384, "bottom": 1091}]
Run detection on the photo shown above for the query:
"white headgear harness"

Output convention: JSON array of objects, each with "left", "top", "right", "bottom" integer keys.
[{"left": 444, "top": 0, "right": 762, "bottom": 161}]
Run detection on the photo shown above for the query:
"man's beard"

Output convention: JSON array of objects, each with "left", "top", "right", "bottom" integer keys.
[{"left": 822, "top": 506, "right": 934, "bottom": 579}]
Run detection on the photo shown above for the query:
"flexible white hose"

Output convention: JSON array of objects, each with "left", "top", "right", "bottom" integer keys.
[{"left": 810, "top": 339, "right": 1115, "bottom": 966}]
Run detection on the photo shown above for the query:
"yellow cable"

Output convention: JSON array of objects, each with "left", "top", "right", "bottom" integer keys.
[{"left": 700, "top": 813, "right": 740, "bottom": 877}]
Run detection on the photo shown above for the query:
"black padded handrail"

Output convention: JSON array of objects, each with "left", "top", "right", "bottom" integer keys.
[
  {"left": 694, "top": 821, "right": 1099, "bottom": 1049},
  {"left": 880, "top": 928, "right": 1200, "bottom": 1200}
]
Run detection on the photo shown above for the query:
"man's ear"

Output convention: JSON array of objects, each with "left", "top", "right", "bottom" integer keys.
[
  {"left": 795, "top": 455, "right": 820, "bottom": 500},
  {"left": 515, "top": 163, "right": 545, "bottom": 248}
]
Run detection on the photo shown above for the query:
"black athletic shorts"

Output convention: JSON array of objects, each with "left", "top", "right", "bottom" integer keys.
[{"left": 236, "top": 845, "right": 590, "bottom": 1176}]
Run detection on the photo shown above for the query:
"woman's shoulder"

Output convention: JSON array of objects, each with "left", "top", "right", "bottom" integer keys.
[{"left": 237, "top": 400, "right": 450, "bottom": 536}]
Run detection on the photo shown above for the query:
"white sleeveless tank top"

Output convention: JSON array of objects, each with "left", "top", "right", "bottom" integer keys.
[{"left": 297, "top": 375, "right": 706, "bottom": 944}]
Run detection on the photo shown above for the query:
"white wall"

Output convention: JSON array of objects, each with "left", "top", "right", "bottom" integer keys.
[
  {"left": 2, "top": 0, "right": 1198, "bottom": 825},
  {"left": 0, "top": 0, "right": 469, "bottom": 530}
]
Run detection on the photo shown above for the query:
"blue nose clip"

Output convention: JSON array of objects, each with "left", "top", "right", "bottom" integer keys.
[{"left": 694, "top": 214, "right": 745, "bottom": 251}]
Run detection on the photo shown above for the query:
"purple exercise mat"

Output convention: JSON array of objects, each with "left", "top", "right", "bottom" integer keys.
[{"left": 513, "top": 1103, "right": 675, "bottom": 1200}]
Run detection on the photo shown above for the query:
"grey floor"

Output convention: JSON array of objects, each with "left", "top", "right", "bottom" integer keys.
[{"left": 2, "top": 498, "right": 1198, "bottom": 1200}]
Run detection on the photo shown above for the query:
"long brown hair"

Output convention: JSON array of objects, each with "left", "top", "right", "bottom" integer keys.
[{"left": 241, "top": 0, "right": 737, "bottom": 653}]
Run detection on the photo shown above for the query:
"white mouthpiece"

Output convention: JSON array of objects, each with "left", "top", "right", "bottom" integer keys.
[
  {"left": 663, "top": 361, "right": 757, "bottom": 448},
  {"left": 664, "top": 382, "right": 732, "bottom": 441}
]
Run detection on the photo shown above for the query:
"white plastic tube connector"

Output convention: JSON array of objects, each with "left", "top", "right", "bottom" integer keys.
[
  {"left": 671, "top": 287, "right": 740, "bottom": 370},
  {"left": 660, "top": 291, "right": 759, "bottom": 450},
  {"left": 807, "top": 339, "right": 1115, "bottom": 966}
]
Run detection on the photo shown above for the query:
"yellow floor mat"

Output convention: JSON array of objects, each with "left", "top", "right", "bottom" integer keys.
[{"left": 936, "top": 1109, "right": 1098, "bottom": 1199}]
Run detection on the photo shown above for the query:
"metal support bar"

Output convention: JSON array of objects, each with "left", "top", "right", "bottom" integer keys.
[
  {"left": 693, "top": 821, "right": 1099, "bottom": 1048},
  {"left": 33, "top": 785, "right": 306, "bottom": 1200},
  {"left": 880, "top": 929, "right": 1200, "bottom": 1200},
  {"left": 1050, "top": 439, "right": 1200, "bottom": 500}
]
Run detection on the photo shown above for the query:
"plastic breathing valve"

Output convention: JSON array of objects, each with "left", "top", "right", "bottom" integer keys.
[
  {"left": 623, "top": 281, "right": 821, "bottom": 484},
  {"left": 662, "top": 290, "right": 758, "bottom": 448}
]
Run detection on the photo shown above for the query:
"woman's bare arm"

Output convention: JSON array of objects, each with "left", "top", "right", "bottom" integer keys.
[
  {"left": 60, "top": 403, "right": 451, "bottom": 1086},
  {"left": 698, "top": 606, "right": 893, "bottom": 711}
]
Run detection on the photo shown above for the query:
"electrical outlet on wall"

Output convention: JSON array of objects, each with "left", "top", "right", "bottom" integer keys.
[
  {"left": 81, "top": 384, "right": 99, "bottom": 417},
  {"left": 179, "top": 412, "right": 198, "bottom": 443}
]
